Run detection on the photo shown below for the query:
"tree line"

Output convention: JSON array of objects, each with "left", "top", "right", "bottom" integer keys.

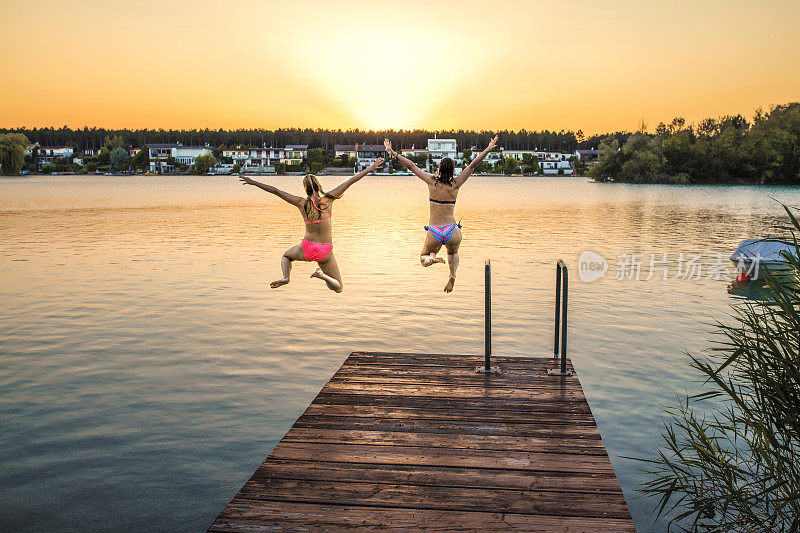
[
  {"left": 589, "top": 102, "right": 800, "bottom": 185},
  {"left": 0, "top": 126, "right": 586, "bottom": 154}
]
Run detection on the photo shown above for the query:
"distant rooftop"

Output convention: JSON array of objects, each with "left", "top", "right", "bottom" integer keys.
[
  {"left": 285, "top": 144, "right": 308, "bottom": 150},
  {"left": 147, "top": 143, "right": 208, "bottom": 149},
  {"left": 357, "top": 144, "right": 386, "bottom": 152}
]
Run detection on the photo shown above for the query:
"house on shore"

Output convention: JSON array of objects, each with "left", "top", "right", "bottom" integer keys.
[
  {"left": 575, "top": 149, "right": 599, "bottom": 164},
  {"left": 36, "top": 146, "right": 74, "bottom": 166},
  {"left": 540, "top": 160, "right": 574, "bottom": 175},
  {"left": 250, "top": 147, "right": 284, "bottom": 168},
  {"left": 222, "top": 148, "right": 250, "bottom": 166},
  {"left": 334, "top": 144, "right": 358, "bottom": 160},
  {"left": 147, "top": 143, "right": 211, "bottom": 174},
  {"left": 284, "top": 145, "right": 308, "bottom": 166},
  {"left": 427, "top": 138, "right": 457, "bottom": 164},
  {"left": 499, "top": 149, "right": 538, "bottom": 161},
  {"left": 355, "top": 144, "right": 387, "bottom": 172},
  {"left": 222, "top": 147, "right": 285, "bottom": 169},
  {"left": 468, "top": 145, "right": 503, "bottom": 168}
]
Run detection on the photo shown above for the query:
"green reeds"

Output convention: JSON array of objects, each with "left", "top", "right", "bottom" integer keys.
[{"left": 637, "top": 205, "right": 800, "bottom": 531}]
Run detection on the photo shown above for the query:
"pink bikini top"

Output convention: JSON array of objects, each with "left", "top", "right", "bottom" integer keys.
[
  {"left": 304, "top": 196, "right": 332, "bottom": 224},
  {"left": 305, "top": 214, "right": 331, "bottom": 224}
]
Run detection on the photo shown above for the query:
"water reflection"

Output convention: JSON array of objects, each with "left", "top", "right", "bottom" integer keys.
[{"left": 1, "top": 175, "right": 799, "bottom": 532}]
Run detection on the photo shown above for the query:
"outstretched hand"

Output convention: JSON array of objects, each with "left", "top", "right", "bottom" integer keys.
[
  {"left": 239, "top": 175, "right": 256, "bottom": 185},
  {"left": 383, "top": 139, "right": 396, "bottom": 156},
  {"left": 488, "top": 134, "right": 500, "bottom": 149},
  {"left": 369, "top": 157, "right": 385, "bottom": 170}
]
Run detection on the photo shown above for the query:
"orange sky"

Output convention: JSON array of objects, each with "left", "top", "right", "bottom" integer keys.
[{"left": 1, "top": 0, "right": 798, "bottom": 134}]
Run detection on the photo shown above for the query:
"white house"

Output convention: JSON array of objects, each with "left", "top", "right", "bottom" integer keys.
[
  {"left": 469, "top": 146, "right": 502, "bottom": 167},
  {"left": 538, "top": 151, "right": 570, "bottom": 161},
  {"left": 500, "top": 149, "right": 536, "bottom": 161},
  {"left": 174, "top": 146, "right": 211, "bottom": 166},
  {"left": 223, "top": 147, "right": 285, "bottom": 169},
  {"left": 147, "top": 143, "right": 211, "bottom": 173},
  {"left": 499, "top": 150, "right": 570, "bottom": 162},
  {"left": 251, "top": 147, "right": 284, "bottom": 167},
  {"left": 37, "top": 146, "right": 74, "bottom": 165},
  {"left": 427, "top": 138, "right": 457, "bottom": 162},
  {"left": 540, "top": 160, "right": 574, "bottom": 175}
]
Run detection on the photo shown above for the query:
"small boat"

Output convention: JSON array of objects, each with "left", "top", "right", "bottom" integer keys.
[{"left": 730, "top": 239, "right": 796, "bottom": 280}]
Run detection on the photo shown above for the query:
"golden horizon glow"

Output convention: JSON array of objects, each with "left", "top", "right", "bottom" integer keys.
[{"left": 1, "top": 0, "right": 799, "bottom": 134}]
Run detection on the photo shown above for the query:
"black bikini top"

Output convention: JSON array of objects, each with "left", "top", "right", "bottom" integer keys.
[{"left": 429, "top": 197, "right": 456, "bottom": 205}]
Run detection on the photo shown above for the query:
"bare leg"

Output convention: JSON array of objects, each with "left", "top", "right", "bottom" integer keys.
[
  {"left": 311, "top": 253, "right": 343, "bottom": 293},
  {"left": 444, "top": 229, "right": 462, "bottom": 293},
  {"left": 444, "top": 252, "right": 459, "bottom": 292},
  {"left": 271, "top": 244, "right": 304, "bottom": 288}
]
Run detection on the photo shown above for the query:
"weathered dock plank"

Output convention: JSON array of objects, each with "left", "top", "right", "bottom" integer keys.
[
  {"left": 209, "top": 352, "right": 633, "bottom": 532},
  {"left": 211, "top": 501, "right": 635, "bottom": 532}
]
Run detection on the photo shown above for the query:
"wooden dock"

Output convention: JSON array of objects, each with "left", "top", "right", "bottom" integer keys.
[{"left": 209, "top": 352, "right": 633, "bottom": 532}]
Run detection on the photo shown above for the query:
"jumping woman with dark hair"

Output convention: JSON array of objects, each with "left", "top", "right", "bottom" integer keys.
[
  {"left": 384, "top": 135, "right": 499, "bottom": 292},
  {"left": 239, "top": 158, "right": 383, "bottom": 292}
]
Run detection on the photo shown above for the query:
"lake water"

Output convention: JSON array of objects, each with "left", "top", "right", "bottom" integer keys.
[{"left": 1, "top": 174, "right": 798, "bottom": 531}]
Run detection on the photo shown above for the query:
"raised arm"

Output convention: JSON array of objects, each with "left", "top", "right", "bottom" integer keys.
[
  {"left": 384, "top": 139, "right": 435, "bottom": 185},
  {"left": 455, "top": 134, "right": 499, "bottom": 186},
  {"left": 326, "top": 158, "right": 384, "bottom": 199},
  {"left": 239, "top": 173, "right": 304, "bottom": 206}
]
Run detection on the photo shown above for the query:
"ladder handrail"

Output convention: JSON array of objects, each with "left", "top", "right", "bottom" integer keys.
[
  {"left": 485, "top": 259, "right": 491, "bottom": 370},
  {"left": 553, "top": 260, "right": 569, "bottom": 375}
]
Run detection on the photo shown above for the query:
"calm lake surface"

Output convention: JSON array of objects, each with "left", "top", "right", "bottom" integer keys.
[{"left": 2, "top": 174, "right": 798, "bottom": 531}]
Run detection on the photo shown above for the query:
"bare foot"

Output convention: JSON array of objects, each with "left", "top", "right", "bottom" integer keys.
[
  {"left": 270, "top": 277, "right": 290, "bottom": 289},
  {"left": 311, "top": 268, "right": 324, "bottom": 280},
  {"left": 422, "top": 255, "right": 446, "bottom": 267},
  {"left": 444, "top": 275, "right": 456, "bottom": 293}
]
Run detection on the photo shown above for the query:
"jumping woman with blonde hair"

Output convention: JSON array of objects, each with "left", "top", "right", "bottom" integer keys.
[
  {"left": 240, "top": 158, "right": 383, "bottom": 292},
  {"left": 384, "top": 135, "right": 499, "bottom": 292}
]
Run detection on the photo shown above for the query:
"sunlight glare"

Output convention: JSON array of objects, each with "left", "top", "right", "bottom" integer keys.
[{"left": 295, "top": 25, "right": 478, "bottom": 130}]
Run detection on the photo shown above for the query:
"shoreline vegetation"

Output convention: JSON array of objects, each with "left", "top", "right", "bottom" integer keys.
[{"left": 589, "top": 102, "right": 800, "bottom": 185}]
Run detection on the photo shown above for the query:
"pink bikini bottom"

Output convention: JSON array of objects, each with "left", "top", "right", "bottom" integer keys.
[{"left": 301, "top": 239, "right": 333, "bottom": 262}]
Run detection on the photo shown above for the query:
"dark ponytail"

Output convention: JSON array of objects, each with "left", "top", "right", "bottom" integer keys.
[{"left": 437, "top": 157, "right": 455, "bottom": 185}]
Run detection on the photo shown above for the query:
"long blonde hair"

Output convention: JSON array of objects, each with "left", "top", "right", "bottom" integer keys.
[{"left": 302, "top": 174, "right": 330, "bottom": 221}]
